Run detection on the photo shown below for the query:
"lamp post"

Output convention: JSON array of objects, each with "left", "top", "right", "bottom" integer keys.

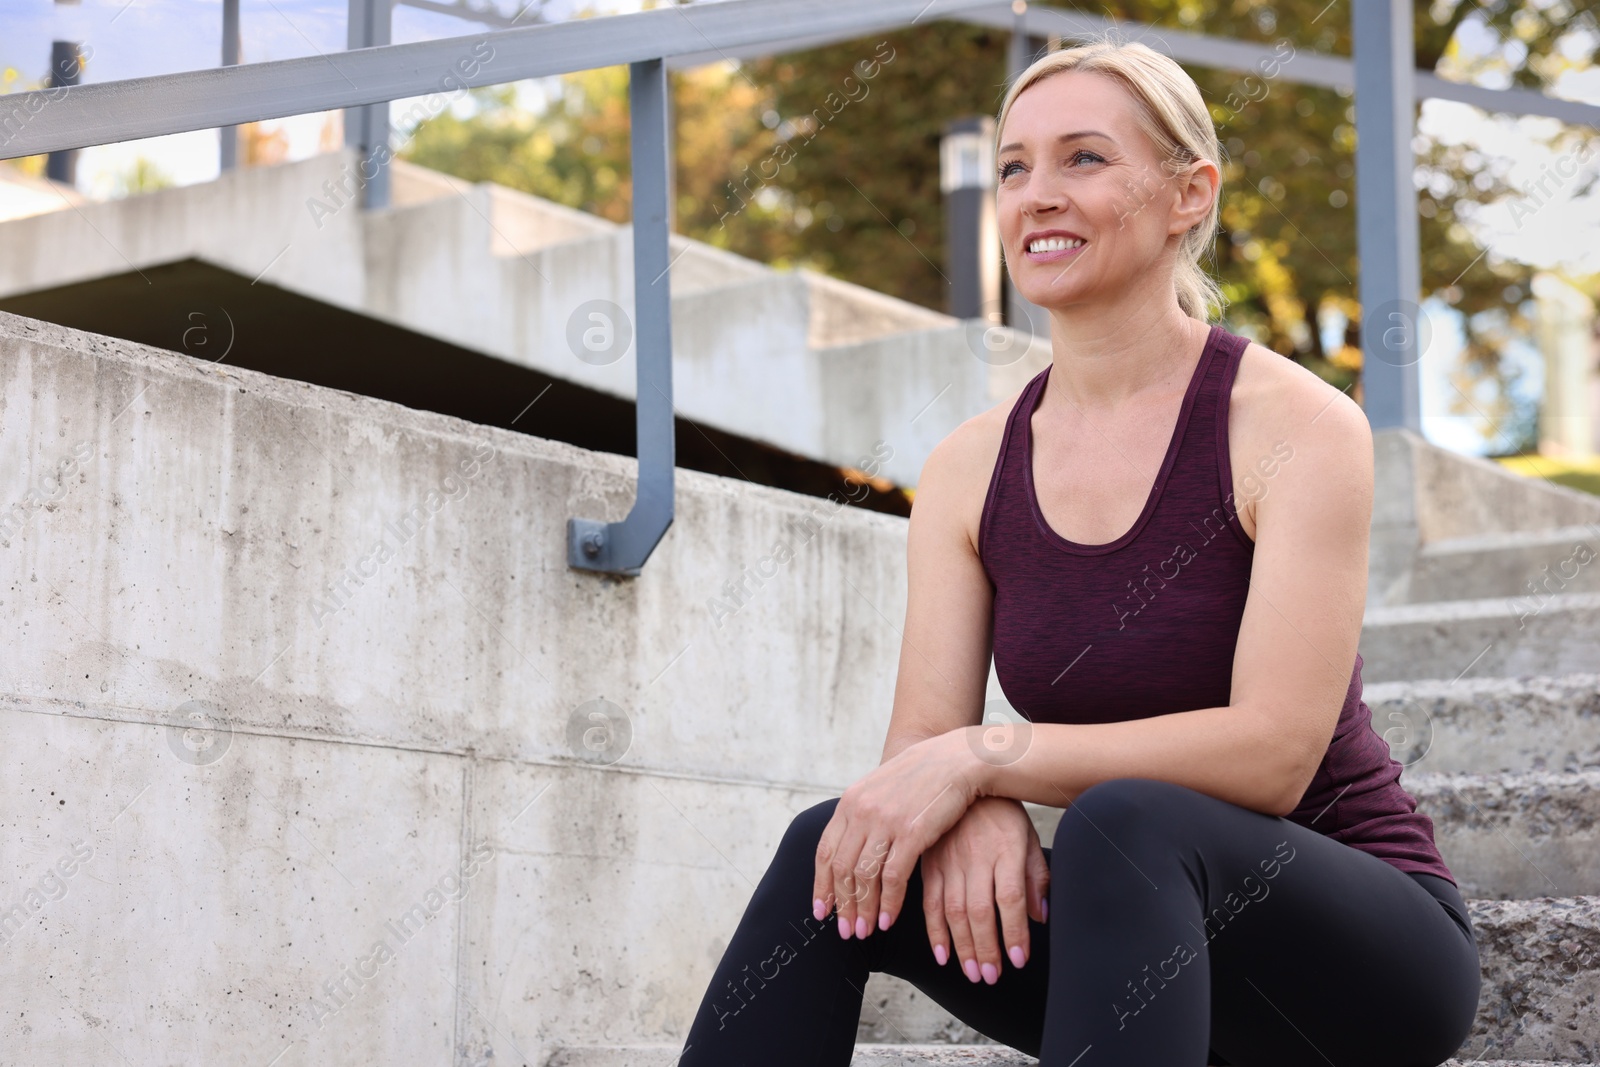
[
  {"left": 45, "top": 42, "right": 83, "bottom": 185},
  {"left": 941, "top": 115, "right": 999, "bottom": 322}
]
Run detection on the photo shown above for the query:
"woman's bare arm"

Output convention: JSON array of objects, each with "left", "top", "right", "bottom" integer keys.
[{"left": 879, "top": 418, "right": 1002, "bottom": 764}]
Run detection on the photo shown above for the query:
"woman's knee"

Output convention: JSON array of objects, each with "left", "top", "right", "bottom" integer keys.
[
  {"left": 1052, "top": 776, "right": 1197, "bottom": 853},
  {"left": 781, "top": 796, "right": 842, "bottom": 857}
]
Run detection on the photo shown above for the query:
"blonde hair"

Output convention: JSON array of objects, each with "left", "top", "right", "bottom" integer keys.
[{"left": 996, "top": 39, "right": 1224, "bottom": 322}]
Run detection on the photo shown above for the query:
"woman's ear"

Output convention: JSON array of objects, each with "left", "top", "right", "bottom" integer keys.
[{"left": 1169, "top": 157, "right": 1219, "bottom": 236}]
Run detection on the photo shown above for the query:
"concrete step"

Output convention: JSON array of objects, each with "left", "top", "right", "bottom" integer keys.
[
  {"left": 1409, "top": 770, "right": 1600, "bottom": 899},
  {"left": 1404, "top": 525, "right": 1600, "bottom": 605},
  {"left": 1364, "top": 673, "right": 1600, "bottom": 775},
  {"left": 545, "top": 1045, "right": 1597, "bottom": 1066},
  {"left": 848, "top": 895, "right": 1600, "bottom": 1062},
  {"left": 1360, "top": 592, "right": 1600, "bottom": 683}
]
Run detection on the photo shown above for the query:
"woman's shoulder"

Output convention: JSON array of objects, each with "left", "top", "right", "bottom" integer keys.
[
  {"left": 1230, "top": 335, "right": 1370, "bottom": 444},
  {"left": 914, "top": 381, "right": 1034, "bottom": 555},
  {"left": 1227, "top": 335, "right": 1374, "bottom": 539}
]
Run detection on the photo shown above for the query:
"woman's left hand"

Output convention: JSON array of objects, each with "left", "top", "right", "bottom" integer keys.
[{"left": 811, "top": 728, "right": 984, "bottom": 940}]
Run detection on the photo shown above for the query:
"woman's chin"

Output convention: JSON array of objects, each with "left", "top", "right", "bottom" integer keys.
[{"left": 1016, "top": 286, "right": 1093, "bottom": 314}]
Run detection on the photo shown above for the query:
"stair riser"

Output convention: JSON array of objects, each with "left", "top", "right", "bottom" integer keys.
[
  {"left": 1407, "top": 537, "right": 1600, "bottom": 604},
  {"left": 1367, "top": 680, "right": 1600, "bottom": 776},
  {"left": 1411, "top": 774, "right": 1600, "bottom": 898},
  {"left": 1360, "top": 602, "right": 1600, "bottom": 683}
]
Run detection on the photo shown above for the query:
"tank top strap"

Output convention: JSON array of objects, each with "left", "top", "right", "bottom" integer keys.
[
  {"left": 977, "top": 365, "right": 1050, "bottom": 563},
  {"left": 1182, "top": 325, "right": 1252, "bottom": 541}
]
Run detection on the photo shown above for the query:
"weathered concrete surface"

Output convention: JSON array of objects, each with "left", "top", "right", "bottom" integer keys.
[
  {"left": 0, "top": 310, "right": 915, "bottom": 1064},
  {"left": 0, "top": 709, "right": 465, "bottom": 1065},
  {"left": 1409, "top": 771, "right": 1600, "bottom": 899},
  {"left": 1365, "top": 674, "right": 1600, "bottom": 775},
  {"left": 1360, "top": 592, "right": 1600, "bottom": 683},
  {"left": 1464, "top": 895, "right": 1600, "bottom": 1063}
]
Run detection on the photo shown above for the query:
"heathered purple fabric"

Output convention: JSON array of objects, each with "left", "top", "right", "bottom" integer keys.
[{"left": 977, "top": 324, "right": 1455, "bottom": 886}]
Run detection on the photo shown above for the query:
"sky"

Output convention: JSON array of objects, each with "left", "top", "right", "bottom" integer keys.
[
  {"left": 0, "top": 0, "right": 629, "bottom": 192},
  {"left": 1, "top": 0, "right": 1596, "bottom": 455}
]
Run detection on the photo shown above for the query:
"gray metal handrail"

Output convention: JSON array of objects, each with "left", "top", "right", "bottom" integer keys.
[{"left": 0, "top": 0, "right": 988, "bottom": 160}]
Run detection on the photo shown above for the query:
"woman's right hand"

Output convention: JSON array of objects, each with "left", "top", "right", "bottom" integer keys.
[{"left": 920, "top": 794, "right": 1050, "bottom": 985}]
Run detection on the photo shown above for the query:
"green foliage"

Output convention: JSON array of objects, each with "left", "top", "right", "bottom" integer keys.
[{"left": 111, "top": 156, "right": 175, "bottom": 197}]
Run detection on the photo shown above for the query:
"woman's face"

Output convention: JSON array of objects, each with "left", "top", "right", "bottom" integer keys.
[{"left": 995, "top": 69, "right": 1211, "bottom": 313}]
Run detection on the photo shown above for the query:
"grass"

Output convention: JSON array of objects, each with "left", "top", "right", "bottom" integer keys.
[{"left": 1494, "top": 454, "right": 1600, "bottom": 498}]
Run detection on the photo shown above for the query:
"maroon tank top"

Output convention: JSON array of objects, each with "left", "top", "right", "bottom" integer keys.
[{"left": 977, "top": 324, "right": 1456, "bottom": 886}]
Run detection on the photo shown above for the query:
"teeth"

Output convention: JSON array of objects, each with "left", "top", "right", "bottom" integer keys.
[{"left": 1028, "top": 236, "right": 1086, "bottom": 253}]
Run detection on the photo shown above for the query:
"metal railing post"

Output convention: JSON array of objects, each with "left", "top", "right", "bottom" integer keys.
[
  {"left": 344, "top": 0, "right": 393, "bottom": 210},
  {"left": 1353, "top": 0, "right": 1423, "bottom": 432},
  {"left": 220, "top": 0, "right": 241, "bottom": 171},
  {"left": 567, "top": 57, "right": 676, "bottom": 577}
]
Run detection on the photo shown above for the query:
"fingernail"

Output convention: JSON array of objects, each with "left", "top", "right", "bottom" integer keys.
[
  {"left": 1041, "top": 898, "right": 1049, "bottom": 922},
  {"left": 879, "top": 910, "right": 890, "bottom": 931},
  {"left": 963, "top": 958, "right": 980, "bottom": 983},
  {"left": 981, "top": 962, "right": 999, "bottom": 984},
  {"left": 1009, "top": 945, "right": 1026, "bottom": 968},
  {"left": 814, "top": 898, "right": 825, "bottom": 921},
  {"left": 838, "top": 916, "right": 851, "bottom": 939},
  {"left": 933, "top": 943, "right": 948, "bottom": 966},
  {"left": 855, "top": 915, "right": 869, "bottom": 939}
]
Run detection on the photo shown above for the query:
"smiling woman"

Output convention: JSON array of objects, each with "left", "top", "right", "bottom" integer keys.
[{"left": 677, "top": 37, "right": 1481, "bottom": 1067}]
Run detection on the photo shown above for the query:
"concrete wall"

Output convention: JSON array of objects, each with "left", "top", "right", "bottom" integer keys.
[{"left": 0, "top": 310, "right": 914, "bottom": 1064}]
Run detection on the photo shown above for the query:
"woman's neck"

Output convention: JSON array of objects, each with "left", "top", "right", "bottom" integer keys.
[{"left": 1042, "top": 290, "right": 1209, "bottom": 414}]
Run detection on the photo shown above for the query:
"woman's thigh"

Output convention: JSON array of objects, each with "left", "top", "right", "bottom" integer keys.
[{"left": 1044, "top": 777, "right": 1481, "bottom": 1067}]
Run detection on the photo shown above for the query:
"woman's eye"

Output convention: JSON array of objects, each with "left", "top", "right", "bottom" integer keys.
[
  {"left": 1070, "top": 150, "right": 1104, "bottom": 166},
  {"left": 997, "top": 160, "right": 1023, "bottom": 180}
]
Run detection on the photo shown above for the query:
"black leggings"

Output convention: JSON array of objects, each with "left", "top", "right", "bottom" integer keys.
[{"left": 678, "top": 776, "right": 1480, "bottom": 1067}]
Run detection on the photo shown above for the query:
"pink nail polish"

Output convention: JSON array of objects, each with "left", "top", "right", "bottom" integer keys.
[
  {"left": 1041, "top": 898, "right": 1049, "bottom": 922},
  {"left": 1009, "top": 945, "right": 1026, "bottom": 968},
  {"left": 981, "top": 962, "right": 998, "bottom": 984},
  {"left": 855, "top": 915, "right": 869, "bottom": 939},
  {"left": 838, "top": 916, "right": 851, "bottom": 939},
  {"left": 879, "top": 910, "right": 890, "bottom": 931},
  {"left": 934, "top": 943, "right": 948, "bottom": 966},
  {"left": 963, "top": 958, "right": 980, "bottom": 983},
  {"left": 814, "top": 898, "right": 825, "bottom": 922}
]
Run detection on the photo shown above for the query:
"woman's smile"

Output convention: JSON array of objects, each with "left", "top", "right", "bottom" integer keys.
[{"left": 1023, "top": 235, "right": 1089, "bottom": 263}]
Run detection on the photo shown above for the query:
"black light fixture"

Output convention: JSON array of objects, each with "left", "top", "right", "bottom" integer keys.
[{"left": 940, "top": 114, "right": 999, "bottom": 323}]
